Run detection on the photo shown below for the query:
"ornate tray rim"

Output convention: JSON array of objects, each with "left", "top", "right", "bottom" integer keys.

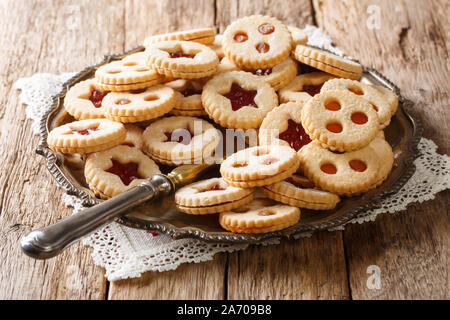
[{"left": 35, "top": 46, "right": 423, "bottom": 244}]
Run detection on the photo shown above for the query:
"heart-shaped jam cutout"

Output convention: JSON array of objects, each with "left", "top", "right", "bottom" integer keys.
[
  {"left": 72, "top": 127, "right": 98, "bottom": 135},
  {"left": 89, "top": 90, "right": 109, "bottom": 108},
  {"left": 106, "top": 159, "right": 143, "bottom": 186},
  {"left": 223, "top": 83, "right": 258, "bottom": 111},
  {"left": 302, "top": 84, "right": 323, "bottom": 97},
  {"left": 169, "top": 51, "right": 196, "bottom": 59},
  {"left": 278, "top": 119, "right": 312, "bottom": 151}
]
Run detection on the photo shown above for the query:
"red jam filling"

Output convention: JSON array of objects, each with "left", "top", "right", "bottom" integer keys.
[
  {"left": 169, "top": 51, "right": 196, "bottom": 59},
  {"left": 302, "top": 83, "right": 324, "bottom": 97},
  {"left": 198, "top": 184, "right": 227, "bottom": 193},
  {"left": 278, "top": 119, "right": 311, "bottom": 151},
  {"left": 223, "top": 83, "right": 258, "bottom": 111},
  {"left": 164, "top": 130, "right": 193, "bottom": 145},
  {"left": 258, "top": 23, "right": 275, "bottom": 35},
  {"left": 298, "top": 62, "right": 317, "bottom": 74},
  {"left": 73, "top": 127, "right": 98, "bottom": 135},
  {"left": 89, "top": 90, "right": 109, "bottom": 108},
  {"left": 106, "top": 159, "right": 143, "bottom": 186},
  {"left": 252, "top": 68, "right": 273, "bottom": 76},
  {"left": 181, "top": 87, "right": 202, "bottom": 97}
]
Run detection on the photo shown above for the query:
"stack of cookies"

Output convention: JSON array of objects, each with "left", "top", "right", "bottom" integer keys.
[{"left": 46, "top": 15, "right": 398, "bottom": 234}]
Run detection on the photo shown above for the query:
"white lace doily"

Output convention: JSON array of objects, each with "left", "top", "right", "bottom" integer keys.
[{"left": 14, "top": 26, "right": 450, "bottom": 281}]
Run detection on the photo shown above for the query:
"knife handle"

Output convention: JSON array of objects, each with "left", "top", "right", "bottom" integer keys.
[{"left": 20, "top": 174, "right": 173, "bottom": 260}]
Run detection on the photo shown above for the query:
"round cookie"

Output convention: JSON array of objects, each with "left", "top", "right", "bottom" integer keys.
[
  {"left": 219, "top": 198, "right": 300, "bottom": 233},
  {"left": 64, "top": 79, "right": 108, "bottom": 120},
  {"left": 47, "top": 119, "right": 126, "bottom": 154},
  {"left": 365, "top": 136, "right": 394, "bottom": 190},
  {"left": 175, "top": 178, "right": 254, "bottom": 214},
  {"left": 301, "top": 90, "right": 380, "bottom": 152},
  {"left": 293, "top": 45, "right": 362, "bottom": 80},
  {"left": 143, "top": 28, "right": 215, "bottom": 47},
  {"left": 102, "top": 85, "right": 176, "bottom": 122},
  {"left": 244, "top": 57, "right": 298, "bottom": 91},
  {"left": 259, "top": 102, "right": 311, "bottom": 154},
  {"left": 142, "top": 116, "right": 220, "bottom": 165},
  {"left": 220, "top": 145, "right": 300, "bottom": 188},
  {"left": 299, "top": 141, "right": 381, "bottom": 196},
  {"left": 320, "top": 78, "right": 395, "bottom": 128},
  {"left": 95, "top": 52, "right": 163, "bottom": 91},
  {"left": 222, "top": 15, "right": 293, "bottom": 70},
  {"left": 202, "top": 71, "right": 278, "bottom": 129},
  {"left": 85, "top": 145, "right": 160, "bottom": 199},
  {"left": 278, "top": 72, "right": 336, "bottom": 104},
  {"left": 145, "top": 40, "right": 219, "bottom": 79},
  {"left": 261, "top": 174, "right": 340, "bottom": 210}
]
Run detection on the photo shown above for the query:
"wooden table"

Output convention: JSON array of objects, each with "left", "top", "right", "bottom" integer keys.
[{"left": 0, "top": 0, "right": 448, "bottom": 300}]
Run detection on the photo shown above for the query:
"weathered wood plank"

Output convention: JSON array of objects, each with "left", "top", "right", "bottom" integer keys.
[
  {"left": 106, "top": 0, "right": 225, "bottom": 300},
  {"left": 227, "top": 232, "right": 350, "bottom": 300},
  {"left": 0, "top": 0, "right": 126, "bottom": 299},
  {"left": 313, "top": 0, "right": 449, "bottom": 299}
]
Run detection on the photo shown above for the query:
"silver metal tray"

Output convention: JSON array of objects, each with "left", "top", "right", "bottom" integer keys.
[{"left": 36, "top": 46, "right": 423, "bottom": 243}]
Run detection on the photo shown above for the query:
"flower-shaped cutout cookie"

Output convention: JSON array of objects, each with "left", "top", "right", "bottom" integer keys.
[
  {"left": 301, "top": 90, "right": 380, "bottom": 152},
  {"left": 223, "top": 15, "right": 293, "bottom": 70}
]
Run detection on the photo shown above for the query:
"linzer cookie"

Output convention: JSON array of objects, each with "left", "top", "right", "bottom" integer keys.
[
  {"left": 321, "top": 79, "right": 395, "bottom": 128},
  {"left": 143, "top": 28, "right": 215, "bottom": 46},
  {"left": 366, "top": 136, "right": 394, "bottom": 190},
  {"left": 222, "top": 15, "right": 293, "bottom": 70},
  {"left": 122, "top": 124, "right": 144, "bottom": 150},
  {"left": 142, "top": 116, "right": 220, "bottom": 165},
  {"left": 47, "top": 119, "right": 126, "bottom": 154},
  {"left": 287, "top": 26, "right": 308, "bottom": 46},
  {"left": 278, "top": 72, "right": 335, "bottom": 104},
  {"left": 202, "top": 71, "right": 278, "bottom": 129},
  {"left": 301, "top": 90, "right": 380, "bottom": 152},
  {"left": 175, "top": 178, "right": 254, "bottom": 214},
  {"left": 171, "top": 80, "right": 207, "bottom": 116},
  {"left": 145, "top": 41, "right": 219, "bottom": 79},
  {"left": 95, "top": 52, "right": 163, "bottom": 91},
  {"left": 64, "top": 79, "right": 108, "bottom": 120},
  {"left": 102, "top": 85, "right": 176, "bottom": 122},
  {"left": 219, "top": 198, "right": 300, "bottom": 233},
  {"left": 85, "top": 145, "right": 160, "bottom": 199},
  {"left": 299, "top": 141, "right": 380, "bottom": 196},
  {"left": 293, "top": 45, "right": 362, "bottom": 80},
  {"left": 220, "top": 145, "right": 300, "bottom": 188},
  {"left": 245, "top": 57, "right": 298, "bottom": 91},
  {"left": 261, "top": 174, "right": 340, "bottom": 210},
  {"left": 259, "top": 102, "right": 311, "bottom": 153}
]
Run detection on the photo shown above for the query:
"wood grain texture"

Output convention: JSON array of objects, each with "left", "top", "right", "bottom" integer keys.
[
  {"left": 313, "top": 0, "right": 450, "bottom": 299},
  {"left": 0, "top": 0, "right": 126, "bottom": 299},
  {"left": 227, "top": 232, "right": 350, "bottom": 300}
]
